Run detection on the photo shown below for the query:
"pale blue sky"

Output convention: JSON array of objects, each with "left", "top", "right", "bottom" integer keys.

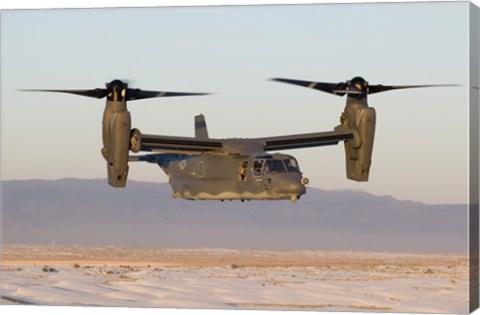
[{"left": 0, "top": 1, "right": 473, "bottom": 204}]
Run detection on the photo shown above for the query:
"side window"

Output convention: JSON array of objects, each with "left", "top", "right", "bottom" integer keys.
[{"left": 252, "top": 160, "right": 264, "bottom": 177}]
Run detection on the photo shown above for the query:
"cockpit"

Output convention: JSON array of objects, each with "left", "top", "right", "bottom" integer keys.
[{"left": 252, "top": 155, "right": 300, "bottom": 176}]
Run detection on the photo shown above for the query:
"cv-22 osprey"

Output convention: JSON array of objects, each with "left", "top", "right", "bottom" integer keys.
[{"left": 24, "top": 77, "right": 452, "bottom": 202}]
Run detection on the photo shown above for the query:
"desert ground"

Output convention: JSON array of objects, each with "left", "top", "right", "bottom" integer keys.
[{"left": 1, "top": 244, "right": 469, "bottom": 313}]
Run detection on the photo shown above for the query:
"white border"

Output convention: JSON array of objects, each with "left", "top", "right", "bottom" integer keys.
[{"left": 0, "top": 0, "right": 471, "bottom": 10}]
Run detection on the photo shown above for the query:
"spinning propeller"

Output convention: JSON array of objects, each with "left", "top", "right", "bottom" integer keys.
[
  {"left": 22, "top": 79, "right": 211, "bottom": 188},
  {"left": 22, "top": 79, "right": 210, "bottom": 101},
  {"left": 270, "top": 76, "right": 456, "bottom": 98},
  {"left": 270, "top": 76, "right": 458, "bottom": 182}
]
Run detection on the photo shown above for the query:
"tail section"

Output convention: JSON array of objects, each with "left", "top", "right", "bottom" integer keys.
[{"left": 195, "top": 114, "right": 209, "bottom": 138}]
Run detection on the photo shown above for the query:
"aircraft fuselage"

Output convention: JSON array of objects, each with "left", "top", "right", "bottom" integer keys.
[{"left": 141, "top": 152, "right": 307, "bottom": 202}]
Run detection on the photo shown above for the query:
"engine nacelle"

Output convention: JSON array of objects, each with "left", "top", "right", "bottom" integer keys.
[
  {"left": 343, "top": 106, "right": 376, "bottom": 181},
  {"left": 100, "top": 99, "right": 132, "bottom": 188},
  {"left": 107, "top": 111, "right": 132, "bottom": 187}
]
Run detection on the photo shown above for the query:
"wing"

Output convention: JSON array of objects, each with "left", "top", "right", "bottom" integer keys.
[
  {"left": 139, "top": 125, "right": 353, "bottom": 155},
  {"left": 140, "top": 134, "right": 223, "bottom": 154},
  {"left": 255, "top": 126, "right": 353, "bottom": 151}
]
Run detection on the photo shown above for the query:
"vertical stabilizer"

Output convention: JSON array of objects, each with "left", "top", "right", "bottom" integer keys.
[{"left": 195, "top": 114, "right": 209, "bottom": 138}]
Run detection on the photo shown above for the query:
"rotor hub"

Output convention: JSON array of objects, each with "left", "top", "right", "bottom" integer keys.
[
  {"left": 347, "top": 76, "right": 368, "bottom": 97},
  {"left": 106, "top": 80, "right": 128, "bottom": 101}
]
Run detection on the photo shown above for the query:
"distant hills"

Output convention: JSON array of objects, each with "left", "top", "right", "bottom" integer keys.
[{"left": 1, "top": 179, "right": 468, "bottom": 253}]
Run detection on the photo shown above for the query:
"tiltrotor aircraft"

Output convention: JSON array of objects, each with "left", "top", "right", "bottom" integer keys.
[{"left": 24, "top": 77, "right": 451, "bottom": 202}]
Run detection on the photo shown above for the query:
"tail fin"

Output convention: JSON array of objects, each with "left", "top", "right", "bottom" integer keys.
[{"left": 195, "top": 114, "right": 209, "bottom": 138}]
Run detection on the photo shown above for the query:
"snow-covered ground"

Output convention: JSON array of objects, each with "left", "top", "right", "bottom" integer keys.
[{"left": 1, "top": 245, "right": 470, "bottom": 313}]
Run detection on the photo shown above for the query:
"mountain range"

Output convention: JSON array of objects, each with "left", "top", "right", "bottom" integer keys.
[{"left": 1, "top": 179, "right": 468, "bottom": 253}]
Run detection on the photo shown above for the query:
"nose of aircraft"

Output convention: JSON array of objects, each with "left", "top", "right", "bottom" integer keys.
[
  {"left": 284, "top": 181, "right": 305, "bottom": 203},
  {"left": 285, "top": 181, "right": 306, "bottom": 195},
  {"left": 271, "top": 174, "right": 306, "bottom": 198}
]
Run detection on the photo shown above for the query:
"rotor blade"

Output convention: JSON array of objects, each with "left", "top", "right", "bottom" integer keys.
[
  {"left": 330, "top": 89, "right": 364, "bottom": 95},
  {"left": 368, "top": 84, "right": 459, "bottom": 94},
  {"left": 20, "top": 88, "right": 109, "bottom": 99},
  {"left": 125, "top": 89, "right": 210, "bottom": 101},
  {"left": 270, "top": 78, "right": 347, "bottom": 96}
]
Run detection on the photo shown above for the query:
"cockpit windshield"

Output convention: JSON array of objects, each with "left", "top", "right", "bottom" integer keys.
[
  {"left": 284, "top": 158, "right": 300, "bottom": 172},
  {"left": 263, "top": 158, "right": 301, "bottom": 175},
  {"left": 252, "top": 157, "right": 301, "bottom": 176},
  {"left": 264, "top": 159, "right": 286, "bottom": 174}
]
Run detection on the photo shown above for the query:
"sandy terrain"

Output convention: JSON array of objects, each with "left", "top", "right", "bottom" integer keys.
[{"left": 1, "top": 244, "right": 470, "bottom": 313}]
